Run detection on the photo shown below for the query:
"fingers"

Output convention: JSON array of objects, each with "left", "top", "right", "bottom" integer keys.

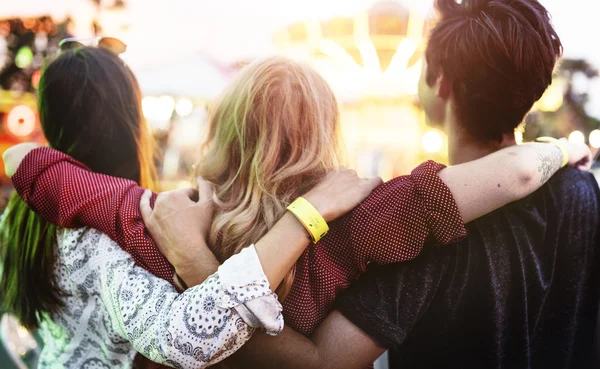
[
  {"left": 171, "top": 187, "right": 198, "bottom": 200},
  {"left": 196, "top": 177, "right": 214, "bottom": 204},
  {"left": 579, "top": 154, "right": 593, "bottom": 170},
  {"left": 140, "top": 189, "right": 153, "bottom": 223},
  {"left": 363, "top": 176, "right": 383, "bottom": 192}
]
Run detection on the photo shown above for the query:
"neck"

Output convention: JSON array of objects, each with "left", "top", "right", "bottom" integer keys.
[{"left": 444, "top": 112, "right": 516, "bottom": 165}]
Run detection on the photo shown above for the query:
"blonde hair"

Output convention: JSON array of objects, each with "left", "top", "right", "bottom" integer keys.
[{"left": 195, "top": 56, "right": 344, "bottom": 298}]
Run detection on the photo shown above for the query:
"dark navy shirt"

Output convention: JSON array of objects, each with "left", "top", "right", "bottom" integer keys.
[{"left": 337, "top": 168, "right": 600, "bottom": 369}]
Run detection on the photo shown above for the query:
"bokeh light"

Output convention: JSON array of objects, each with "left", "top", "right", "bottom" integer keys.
[
  {"left": 568, "top": 130, "right": 585, "bottom": 145},
  {"left": 421, "top": 130, "right": 443, "bottom": 153},
  {"left": 6, "top": 105, "right": 36, "bottom": 137},
  {"left": 157, "top": 95, "right": 175, "bottom": 120},
  {"left": 537, "top": 81, "right": 564, "bottom": 112},
  {"left": 589, "top": 130, "right": 600, "bottom": 149},
  {"left": 31, "top": 70, "right": 41, "bottom": 89},
  {"left": 142, "top": 96, "right": 158, "bottom": 118},
  {"left": 15, "top": 46, "right": 33, "bottom": 69},
  {"left": 175, "top": 99, "right": 194, "bottom": 117}
]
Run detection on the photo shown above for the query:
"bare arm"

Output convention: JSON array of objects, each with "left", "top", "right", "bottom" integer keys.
[
  {"left": 440, "top": 141, "right": 591, "bottom": 223},
  {"left": 141, "top": 170, "right": 383, "bottom": 289},
  {"left": 228, "top": 311, "right": 383, "bottom": 369}
]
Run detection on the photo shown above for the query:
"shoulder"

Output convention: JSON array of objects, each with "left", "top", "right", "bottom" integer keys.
[
  {"left": 546, "top": 168, "right": 600, "bottom": 204},
  {"left": 350, "top": 160, "right": 446, "bottom": 218},
  {"left": 56, "top": 227, "right": 134, "bottom": 268},
  {"left": 550, "top": 167, "right": 598, "bottom": 186},
  {"left": 335, "top": 246, "right": 450, "bottom": 348}
]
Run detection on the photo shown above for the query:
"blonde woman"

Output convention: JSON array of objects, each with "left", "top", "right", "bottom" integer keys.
[
  {"left": 0, "top": 49, "right": 381, "bottom": 369},
  {"left": 5, "top": 57, "right": 590, "bottom": 367}
]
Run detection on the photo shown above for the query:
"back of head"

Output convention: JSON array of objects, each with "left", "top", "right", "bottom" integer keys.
[
  {"left": 1, "top": 46, "right": 157, "bottom": 329},
  {"left": 426, "top": 0, "right": 562, "bottom": 141},
  {"left": 196, "top": 56, "right": 343, "bottom": 297},
  {"left": 39, "top": 46, "right": 156, "bottom": 186}
]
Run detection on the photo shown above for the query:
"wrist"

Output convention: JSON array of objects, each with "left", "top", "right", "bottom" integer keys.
[
  {"left": 286, "top": 197, "right": 329, "bottom": 243},
  {"left": 283, "top": 212, "right": 312, "bottom": 239},
  {"left": 171, "top": 241, "right": 219, "bottom": 279},
  {"left": 300, "top": 193, "right": 330, "bottom": 221},
  {"left": 173, "top": 272, "right": 189, "bottom": 290},
  {"left": 172, "top": 261, "right": 198, "bottom": 284},
  {"left": 174, "top": 255, "right": 220, "bottom": 287}
]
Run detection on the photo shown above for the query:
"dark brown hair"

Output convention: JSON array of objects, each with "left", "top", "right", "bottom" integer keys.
[
  {"left": 426, "top": 0, "right": 563, "bottom": 141},
  {"left": 0, "top": 47, "right": 158, "bottom": 329}
]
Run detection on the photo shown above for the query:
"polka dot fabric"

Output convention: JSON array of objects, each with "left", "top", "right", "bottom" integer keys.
[
  {"left": 12, "top": 148, "right": 467, "bottom": 364},
  {"left": 13, "top": 148, "right": 175, "bottom": 286},
  {"left": 282, "top": 160, "right": 466, "bottom": 335}
]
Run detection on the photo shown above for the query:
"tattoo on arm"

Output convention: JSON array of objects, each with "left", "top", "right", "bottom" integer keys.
[{"left": 536, "top": 147, "right": 563, "bottom": 184}]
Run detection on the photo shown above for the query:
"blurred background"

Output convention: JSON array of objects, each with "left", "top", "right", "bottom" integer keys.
[{"left": 0, "top": 0, "right": 598, "bottom": 367}]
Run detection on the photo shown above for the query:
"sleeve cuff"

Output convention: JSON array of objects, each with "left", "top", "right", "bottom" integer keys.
[
  {"left": 411, "top": 160, "right": 467, "bottom": 245},
  {"left": 12, "top": 147, "right": 90, "bottom": 204},
  {"left": 215, "top": 245, "right": 284, "bottom": 335}
]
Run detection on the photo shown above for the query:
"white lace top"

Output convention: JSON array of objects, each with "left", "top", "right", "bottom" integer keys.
[{"left": 37, "top": 227, "right": 283, "bottom": 369}]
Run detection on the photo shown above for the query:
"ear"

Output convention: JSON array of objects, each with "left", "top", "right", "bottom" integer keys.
[{"left": 436, "top": 73, "right": 452, "bottom": 100}]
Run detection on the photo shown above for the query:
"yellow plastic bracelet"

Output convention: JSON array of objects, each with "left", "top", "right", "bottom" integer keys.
[
  {"left": 286, "top": 197, "right": 329, "bottom": 244},
  {"left": 536, "top": 137, "right": 569, "bottom": 168}
]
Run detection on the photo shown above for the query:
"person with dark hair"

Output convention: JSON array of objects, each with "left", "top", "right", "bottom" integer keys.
[
  {"left": 4, "top": 26, "right": 594, "bottom": 369},
  {"left": 159, "top": 0, "right": 596, "bottom": 368},
  {"left": 0, "top": 44, "right": 386, "bottom": 368}
]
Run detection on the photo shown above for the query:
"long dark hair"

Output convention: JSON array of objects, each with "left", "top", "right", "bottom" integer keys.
[{"left": 0, "top": 46, "right": 158, "bottom": 329}]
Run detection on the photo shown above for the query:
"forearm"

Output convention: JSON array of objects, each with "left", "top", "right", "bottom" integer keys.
[
  {"left": 229, "top": 328, "right": 322, "bottom": 369},
  {"left": 230, "top": 311, "right": 383, "bottom": 369},
  {"left": 439, "top": 142, "right": 563, "bottom": 223},
  {"left": 254, "top": 212, "right": 310, "bottom": 291},
  {"left": 175, "top": 241, "right": 220, "bottom": 287},
  {"left": 11, "top": 147, "right": 179, "bottom": 283},
  {"left": 105, "top": 244, "right": 283, "bottom": 368},
  {"left": 178, "top": 213, "right": 308, "bottom": 290},
  {"left": 12, "top": 147, "right": 145, "bottom": 234}
]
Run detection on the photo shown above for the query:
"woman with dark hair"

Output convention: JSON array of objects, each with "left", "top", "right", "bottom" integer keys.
[{"left": 0, "top": 45, "right": 380, "bottom": 369}]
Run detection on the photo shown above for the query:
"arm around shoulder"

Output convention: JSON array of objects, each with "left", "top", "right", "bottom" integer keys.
[
  {"left": 438, "top": 141, "right": 590, "bottom": 223},
  {"left": 95, "top": 232, "right": 283, "bottom": 368}
]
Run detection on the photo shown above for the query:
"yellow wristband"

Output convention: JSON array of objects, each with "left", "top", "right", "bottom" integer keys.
[
  {"left": 536, "top": 137, "right": 569, "bottom": 168},
  {"left": 287, "top": 197, "right": 329, "bottom": 244}
]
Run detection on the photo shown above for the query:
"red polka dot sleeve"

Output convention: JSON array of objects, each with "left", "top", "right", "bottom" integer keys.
[
  {"left": 11, "top": 147, "right": 178, "bottom": 288},
  {"left": 346, "top": 160, "right": 467, "bottom": 273},
  {"left": 282, "top": 160, "right": 467, "bottom": 335},
  {"left": 11, "top": 147, "right": 468, "bottom": 341}
]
